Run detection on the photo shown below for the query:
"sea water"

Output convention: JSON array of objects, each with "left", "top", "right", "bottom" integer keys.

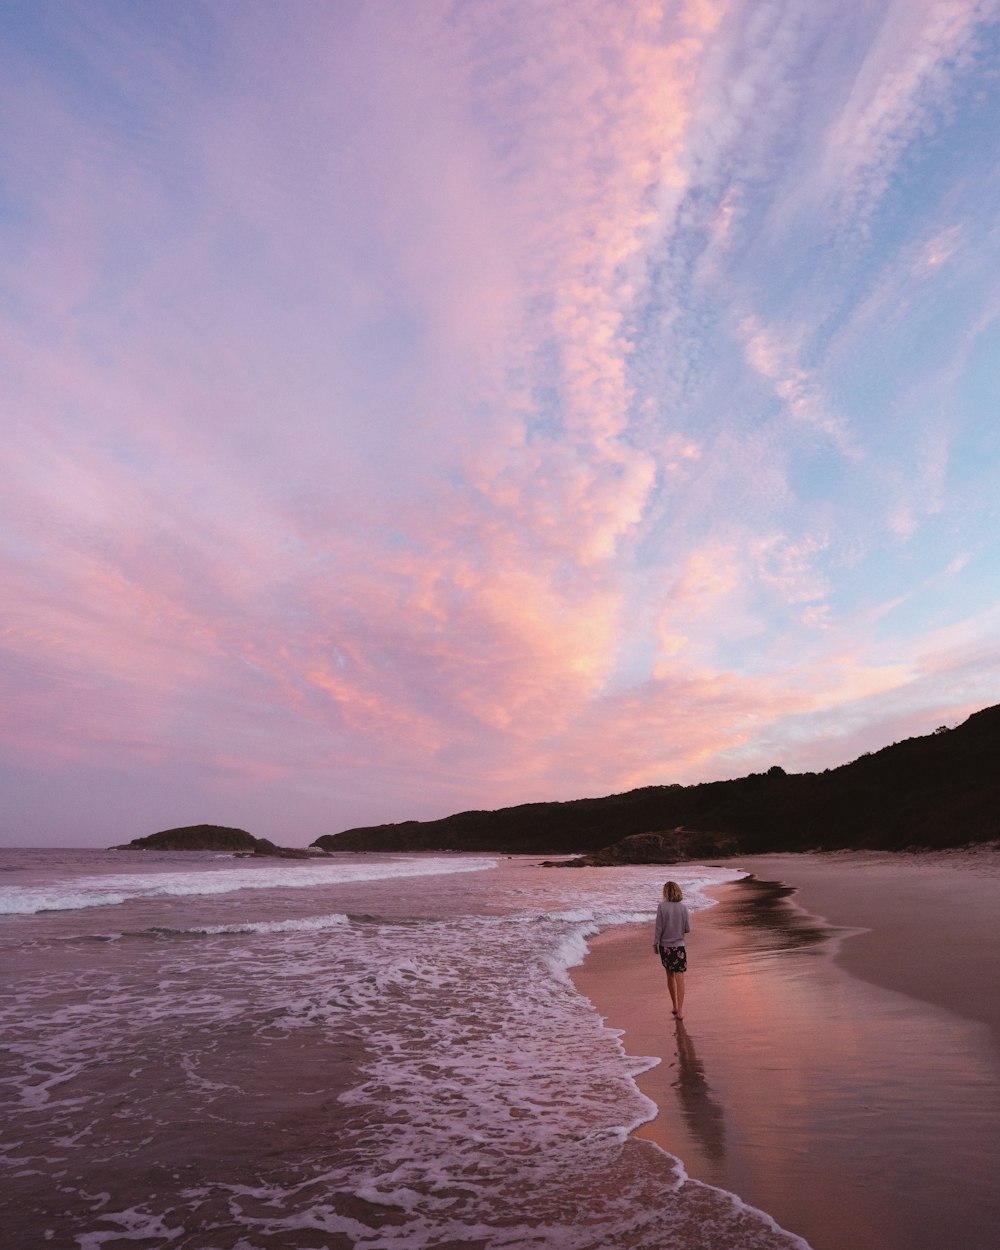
[{"left": 1, "top": 849, "right": 811, "bottom": 1250}]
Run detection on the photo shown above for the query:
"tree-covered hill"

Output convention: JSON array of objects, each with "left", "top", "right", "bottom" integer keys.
[{"left": 312, "top": 704, "right": 1000, "bottom": 856}]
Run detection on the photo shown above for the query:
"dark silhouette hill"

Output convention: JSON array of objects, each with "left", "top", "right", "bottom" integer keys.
[
  {"left": 312, "top": 704, "right": 1000, "bottom": 856},
  {"left": 112, "top": 824, "right": 315, "bottom": 857}
]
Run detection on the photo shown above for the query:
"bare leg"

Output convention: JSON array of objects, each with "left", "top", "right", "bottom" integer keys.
[
  {"left": 674, "top": 971, "right": 685, "bottom": 1018},
  {"left": 666, "top": 971, "right": 679, "bottom": 1015}
]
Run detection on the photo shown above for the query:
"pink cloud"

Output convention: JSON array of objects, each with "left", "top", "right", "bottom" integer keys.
[{"left": 3, "top": 2, "right": 999, "bottom": 844}]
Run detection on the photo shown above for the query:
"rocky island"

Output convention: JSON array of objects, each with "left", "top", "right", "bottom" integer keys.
[{"left": 112, "top": 824, "right": 321, "bottom": 858}]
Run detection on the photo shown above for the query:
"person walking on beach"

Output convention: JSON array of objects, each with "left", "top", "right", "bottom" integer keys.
[{"left": 653, "top": 881, "right": 690, "bottom": 1018}]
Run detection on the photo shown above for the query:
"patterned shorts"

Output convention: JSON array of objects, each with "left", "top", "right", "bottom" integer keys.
[{"left": 658, "top": 945, "right": 687, "bottom": 974}]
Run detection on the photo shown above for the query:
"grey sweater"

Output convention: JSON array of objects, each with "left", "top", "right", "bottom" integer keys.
[{"left": 653, "top": 900, "right": 691, "bottom": 949}]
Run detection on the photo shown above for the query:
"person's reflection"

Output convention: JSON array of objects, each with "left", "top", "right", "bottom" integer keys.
[{"left": 671, "top": 1020, "right": 726, "bottom": 1162}]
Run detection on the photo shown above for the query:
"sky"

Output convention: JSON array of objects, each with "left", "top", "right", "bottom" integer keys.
[{"left": 3, "top": 0, "right": 1000, "bottom": 848}]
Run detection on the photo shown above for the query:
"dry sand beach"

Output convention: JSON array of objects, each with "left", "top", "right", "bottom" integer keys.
[{"left": 572, "top": 850, "right": 1000, "bottom": 1250}]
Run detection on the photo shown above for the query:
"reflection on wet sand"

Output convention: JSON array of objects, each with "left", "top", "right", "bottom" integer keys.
[
  {"left": 670, "top": 1019, "right": 725, "bottom": 1162},
  {"left": 578, "top": 865, "right": 1000, "bottom": 1250},
  {"left": 716, "top": 875, "right": 832, "bottom": 954}
]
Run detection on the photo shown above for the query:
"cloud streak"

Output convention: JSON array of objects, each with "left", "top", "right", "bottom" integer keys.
[{"left": 2, "top": 0, "right": 999, "bottom": 844}]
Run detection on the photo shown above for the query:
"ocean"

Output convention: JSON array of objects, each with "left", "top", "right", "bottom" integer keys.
[{"left": 1, "top": 848, "right": 811, "bottom": 1250}]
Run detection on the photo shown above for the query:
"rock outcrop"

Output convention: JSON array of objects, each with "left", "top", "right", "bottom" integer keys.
[{"left": 542, "top": 828, "right": 738, "bottom": 867}]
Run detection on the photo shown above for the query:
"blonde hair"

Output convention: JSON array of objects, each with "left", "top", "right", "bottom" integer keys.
[{"left": 663, "top": 881, "right": 683, "bottom": 902}]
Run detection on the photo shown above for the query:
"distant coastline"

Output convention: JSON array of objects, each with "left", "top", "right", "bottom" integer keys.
[
  {"left": 113, "top": 704, "right": 1000, "bottom": 860},
  {"left": 310, "top": 703, "right": 1000, "bottom": 857}
]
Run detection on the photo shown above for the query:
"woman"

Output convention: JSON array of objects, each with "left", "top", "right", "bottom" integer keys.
[{"left": 653, "top": 880, "right": 691, "bottom": 1018}]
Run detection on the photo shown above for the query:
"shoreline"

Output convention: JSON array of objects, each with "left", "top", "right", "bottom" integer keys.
[
  {"left": 731, "top": 850, "right": 1000, "bottom": 1047},
  {"left": 571, "top": 850, "right": 1000, "bottom": 1250}
]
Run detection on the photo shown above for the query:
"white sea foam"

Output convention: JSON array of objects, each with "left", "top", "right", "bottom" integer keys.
[
  {"left": 74, "top": 1207, "right": 185, "bottom": 1249},
  {"left": 3, "top": 853, "right": 811, "bottom": 1250},
  {"left": 0, "top": 854, "right": 498, "bottom": 915},
  {"left": 166, "top": 912, "right": 351, "bottom": 936}
]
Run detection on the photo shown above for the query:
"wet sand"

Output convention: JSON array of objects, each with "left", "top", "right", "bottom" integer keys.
[{"left": 572, "top": 851, "right": 1000, "bottom": 1250}]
